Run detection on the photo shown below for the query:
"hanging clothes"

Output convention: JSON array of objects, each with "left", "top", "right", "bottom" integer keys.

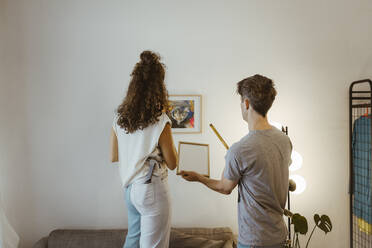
[
  {"left": 0, "top": 209, "right": 19, "bottom": 248},
  {"left": 358, "top": 218, "right": 372, "bottom": 235},
  {"left": 0, "top": 190, "right": 19, "bottom": 248},
  {"left": 352, "top": 115, "right": 372, "bottom": 226}
]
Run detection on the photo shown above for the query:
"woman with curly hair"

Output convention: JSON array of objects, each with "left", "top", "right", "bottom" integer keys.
[{"left": 110, "top": 51, "right": 178, "bottom": 248}]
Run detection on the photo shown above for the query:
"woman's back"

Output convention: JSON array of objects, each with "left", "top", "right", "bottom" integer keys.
[
  {"left": 110, "top": 50, "right": 177, "bottom": 248},
  {"left": 112, "top": 112, "right": 171, "bottom": 187}
]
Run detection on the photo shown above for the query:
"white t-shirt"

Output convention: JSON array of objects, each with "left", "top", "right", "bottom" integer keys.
[{"left": 112, "top": 113, "right": 171, "bottom": 187}]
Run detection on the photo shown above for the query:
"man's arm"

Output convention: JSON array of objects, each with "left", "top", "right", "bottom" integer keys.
[{"left": 180, "top": 168, "right": 238, "bottom": 195}]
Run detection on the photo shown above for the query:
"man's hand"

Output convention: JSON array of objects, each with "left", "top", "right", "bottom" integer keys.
[{"left": 179, "top": 170, "right": 201, "bottom": 182}]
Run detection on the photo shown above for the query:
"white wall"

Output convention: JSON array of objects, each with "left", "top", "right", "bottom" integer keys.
[
  {"left": 1, "top": 0, "right": 372, "bottom": 247},
  {"left": 0, "top": 0, "right": 32, "bottom": 246}
]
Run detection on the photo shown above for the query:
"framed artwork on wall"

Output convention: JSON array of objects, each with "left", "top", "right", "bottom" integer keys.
[
  {"left": 177, "top": 142, "right": 210, "bottom": 177},
  {"left": 167, "top": 95, "right": 202, "bottom": 134}
]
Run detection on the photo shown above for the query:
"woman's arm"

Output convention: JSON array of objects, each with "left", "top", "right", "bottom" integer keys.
[
  {"left": 110, "top": 128, "right": 119, "bottom": 163},
  {"left": 159, "top": 123, "right": 178, "bottom": 170}
]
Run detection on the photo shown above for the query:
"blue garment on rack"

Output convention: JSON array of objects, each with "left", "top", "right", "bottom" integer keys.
[{"left": 353, "top": 116, "right": 372, "bottom": 224}]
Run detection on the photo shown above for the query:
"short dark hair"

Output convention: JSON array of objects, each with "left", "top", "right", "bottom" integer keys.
[{"left": 237, "top": 74, "right": 277, "bottom": 117}]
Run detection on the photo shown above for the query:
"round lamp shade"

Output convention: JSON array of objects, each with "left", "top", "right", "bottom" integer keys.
[
  {"left": 269, "top": 120, "right": 283, "bottom": 130},
  {"left": 289, "top": 150, "right": 303, "bottom": 172},
  {"left": 289, "top": 175, "right": 306, "bottom": 195}
]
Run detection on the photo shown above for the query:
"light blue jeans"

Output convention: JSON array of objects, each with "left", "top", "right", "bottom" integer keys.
[
  {"left": 123, "top": 184, "right": 140, "bottom": 248},
  {"left": 123, "top": 177, "right": 171, "bottom": 248}
]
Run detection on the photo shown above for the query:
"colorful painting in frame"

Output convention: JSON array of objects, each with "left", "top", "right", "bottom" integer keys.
[{"left": 167, "top": 95, "right": 202, "bottom": 133}]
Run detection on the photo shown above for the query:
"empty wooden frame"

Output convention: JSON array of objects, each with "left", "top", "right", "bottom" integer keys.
[{"left": 177, "top": 142, "right": 210, "bottom": 177}]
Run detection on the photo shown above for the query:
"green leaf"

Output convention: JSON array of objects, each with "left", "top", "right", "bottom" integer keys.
[
  {"left": 292, "top": 213, "right": 308, "bottom": 235},
  {"left": 314, "top": 214, "right": 332, "bottom": 234},
  {"left": 314, "top": 214, "right": 320, "bottom": 225}
]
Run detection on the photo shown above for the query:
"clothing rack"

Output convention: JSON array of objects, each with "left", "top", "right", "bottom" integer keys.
[
  {"left": 349, "top": 79, "right": 372, "bottom": 248},
  {"left": 283, "top": 126, "right": 291, "bottom": 242}
]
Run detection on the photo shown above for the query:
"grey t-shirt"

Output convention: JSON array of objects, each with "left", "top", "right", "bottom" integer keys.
[{"left": 224, "top": 127, "right": 292, "bottom": 246}]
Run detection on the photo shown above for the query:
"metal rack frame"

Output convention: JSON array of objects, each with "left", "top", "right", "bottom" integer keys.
[{"left": 349, "top": 79, "right": 372, "bottom": 248}]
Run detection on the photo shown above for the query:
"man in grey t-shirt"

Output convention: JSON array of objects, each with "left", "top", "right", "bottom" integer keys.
[{"left": 180, "top": 74, "right": 292, "bottom": 248}]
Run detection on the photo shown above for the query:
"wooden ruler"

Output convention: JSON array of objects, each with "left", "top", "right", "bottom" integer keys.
[{"left": 209, "top": 124, "right": 229, "bottom": 150}]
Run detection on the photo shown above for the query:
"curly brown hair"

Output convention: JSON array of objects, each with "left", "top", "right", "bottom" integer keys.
[
  {"left": 116, "top": 51, "right": 169, "bottom": 133},
  {"left": 237, "top": 74, "right": 277, "bottom": 117}
]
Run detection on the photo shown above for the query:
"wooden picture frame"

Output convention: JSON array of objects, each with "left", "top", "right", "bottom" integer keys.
[
  {"left": 177, "top": 141, "right": 210, "bottom": 178},
  {"left": 167, "top": 95, "right": 202, "bottom": 134}
]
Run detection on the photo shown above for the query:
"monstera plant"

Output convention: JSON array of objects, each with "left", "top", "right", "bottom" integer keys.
[{"left": 284, "top": 211, "right": 332, "bottom": 248}]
